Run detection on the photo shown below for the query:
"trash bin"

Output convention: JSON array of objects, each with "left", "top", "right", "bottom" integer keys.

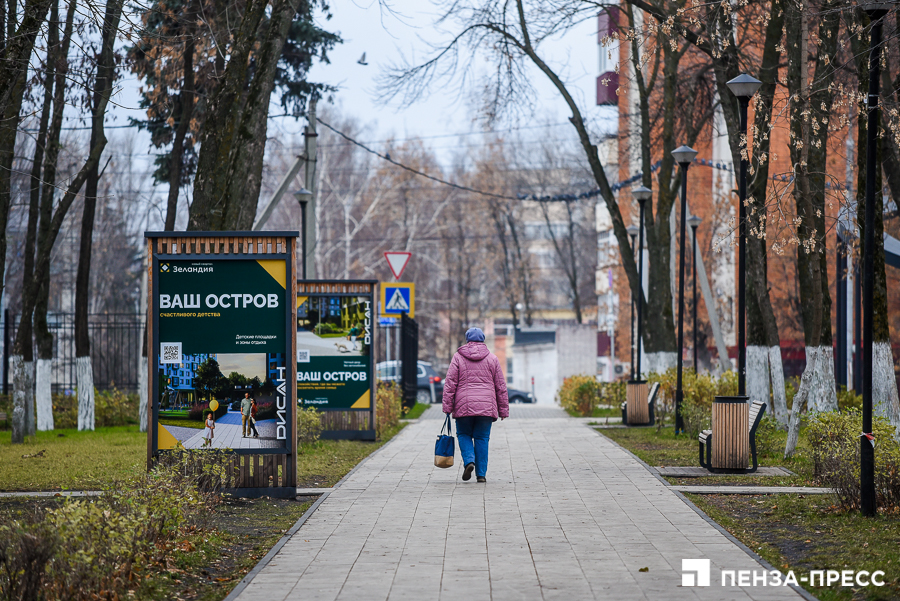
[
  {"left": 626, "top": 380, "right": 649, "bottom": 425},
  {"left": 711, "top": 396, "right": 749, "bottom": 469}
]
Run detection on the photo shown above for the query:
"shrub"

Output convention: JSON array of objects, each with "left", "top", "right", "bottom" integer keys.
[
  {"left": 376, "top": 382, "right": 402, "bottom": 438},
  {"left": 255, "top": 401, "right": 276, "bottom": 420},
  {"left": 648, "top": 368, "right": 738, "bottom": 429},
  {"left": 599, "top": 381, "right": 625, "bottom": 407},
  {"left": 836, "top": 385, "right": 863, "bottom": 412},
  {"left": 558, "top": 375, "right": 601, "bottom": 417},
  {"left": 51, "top": 388, "right": 141, "bottom": 429},
  {"left": 0, "top": 451, "right": 227, "bottom": 599},
  {"left": 754, "top": 415, "right": 783, "bottom": 458},
  {"left": 187, "top": 401, "right": 228, "bottom": 421},
  {"left": 298, "top": 406, "right": 323, "bottom": 444},
  {"left": 806, "top": 410, "right": 900, "bottom": 512}
]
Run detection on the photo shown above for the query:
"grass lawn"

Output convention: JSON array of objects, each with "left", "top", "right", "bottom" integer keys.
[
  {"left": 402, "top": 402, "right": 430, "bottom": 420},
  {"left": 296, "top": 423, "right": 405, "bottom": 487},
  {"left": 159, "top": 418, "right": 205, "bottom": 429},
  {"left": 688, "top": 493, "right": 900, "bottom": 601},
  {"left": 0, "top": 426, "right": 145, "bottom": 491},
  {"left": 599, "top": 424, "right": 817, "bottom": 486},
  {"left": 565, "top": 405, "right": 620, "bottom": 418}
]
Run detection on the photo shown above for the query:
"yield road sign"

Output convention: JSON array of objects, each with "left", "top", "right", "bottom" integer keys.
[
  {"left": 380, "top": 283, "right": 414, "bottom": 318},
  {"left": 384, "top": 252, "right": 412, "bottom": 279}
]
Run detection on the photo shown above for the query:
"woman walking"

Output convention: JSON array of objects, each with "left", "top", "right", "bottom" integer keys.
[{"left": 442, "top": 327, "right": 509, "bottom": 482}]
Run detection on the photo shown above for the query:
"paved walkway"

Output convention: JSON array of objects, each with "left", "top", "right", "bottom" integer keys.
[{"left": 235, "top": 406, "right": 804, "bottom": 601}]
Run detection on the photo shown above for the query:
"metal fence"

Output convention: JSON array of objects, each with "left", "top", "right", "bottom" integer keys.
[{"left": 2, "top": 311, "right": 145, "bottom": 394}]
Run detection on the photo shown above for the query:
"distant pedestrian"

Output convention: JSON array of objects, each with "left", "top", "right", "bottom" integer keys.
[
  {"left": 202, "top": 411, "right": 216, "bottom": 447},
  {"left": 241, "top": 393, "right": 253, "bottom": 437},
  {"left": 441, "top": 327, "right": 509, "bottom": 483},
  {"left": 249, "top": 398, "right": 260, "bottom": 438}
]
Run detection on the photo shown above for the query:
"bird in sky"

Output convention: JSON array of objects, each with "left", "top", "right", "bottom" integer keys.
[{"left": 357, "top": 52, "right": 368, "bottom": 66}]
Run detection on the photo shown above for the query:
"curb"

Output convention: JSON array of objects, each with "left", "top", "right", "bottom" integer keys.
[
  {"left": 222, "top": 423, "right": 414, "bottom": 601},
  {"left": 591, "top": 427, "right": 819, "bottom": 601}
]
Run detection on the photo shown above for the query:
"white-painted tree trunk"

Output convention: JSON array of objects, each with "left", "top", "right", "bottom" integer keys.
[
  {"left": 35, "top": 359, "right": 53, "bottom": 431},
  {"left": 138, "top": 359, "right": 148, "bottom": 432},
  {"left": 873, "top": 341, "right": 900, "bottom": 433},
  {"left": 644, "top": 351, "right": 677, "bottom": 376},
  {"left": 10, "top": 355, "right": 26, "bottom": 443},
  {"left": 785, "top": 348, "right": 819, "bottom": 458},
  {"left": 767, "top": 345, "right": 789, "bottom": 426},
  {"left": 76, "top": 356, "right": 94, "bottom": 431},
  {"left": 746, "top": 345, "right": 770, "bottom": 404},
  {"left": 805, "top": 345, "right": 838, "bottom": 413},
  {"left": 24, "top": 360, "right": 35, "bottom": 436}
]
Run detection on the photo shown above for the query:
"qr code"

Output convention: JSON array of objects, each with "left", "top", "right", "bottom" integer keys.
[
  {"left": 160, "top": 342, "right": 182, "bottom": 364},
  {"left": 297, "top": 349, "right": 310, "bottom": 363}
]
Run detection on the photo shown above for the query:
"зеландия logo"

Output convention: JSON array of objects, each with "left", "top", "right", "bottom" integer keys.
[{"left": 681, "top": 558, "right": 886, "bottom": 588}]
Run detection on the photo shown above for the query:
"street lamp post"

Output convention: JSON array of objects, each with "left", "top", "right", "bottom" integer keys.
[
  {"left": 725, "top": 74, "right": 762, "bottom": 398},
  {"left": 672, "top": 146, "right": 697, "bottom": 435},
  {"left": 632, "top": 186, "right": 652, "bottom": 382},
  {"left": 688, "top": 215, "right": 702, "bottom": 373},
  {"left": 860, "top": 2, "right": 890, "bottom": 518},
  {"left": 627, "top": 225, "right": 640, "bottom": 380},
  {"left": 295, "top": 188, "right": 312, "bottom": 280}
]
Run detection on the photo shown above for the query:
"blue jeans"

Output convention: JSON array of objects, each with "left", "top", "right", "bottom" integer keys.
[{"left": 455, "top": 416, "right": 493, "bottom": 478}]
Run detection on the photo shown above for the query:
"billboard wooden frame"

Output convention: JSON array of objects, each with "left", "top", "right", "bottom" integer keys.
[
  {"left": 297, "top": 280, "right": 377, "bottom": 441},
  {"left": 145, "top": 231, "right": 298, "bottom": 498}
]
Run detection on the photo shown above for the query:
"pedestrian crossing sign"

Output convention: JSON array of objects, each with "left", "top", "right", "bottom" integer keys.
[{"left": 380, "top": 283, "right": 415, "bottom": 318}]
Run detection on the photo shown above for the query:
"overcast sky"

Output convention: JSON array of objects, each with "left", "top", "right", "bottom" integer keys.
[{"left": 109, "top": 0, "right": 619, "bottom": 229}]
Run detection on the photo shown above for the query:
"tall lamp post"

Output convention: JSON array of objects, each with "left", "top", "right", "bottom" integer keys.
[
  {"left": 633, "top": 186, "right": 652, "bottom": 382},
  {"left": 860, "top": 1, "right": 890, "bottom": 518},
  {"left": 688, "top": 215, "right": 702, "bottom": 373},
  {"left": 295, "top": 187, "right": 312, "bottom": 279},
  {"left": 672, "top": 146, "right": 697, "bottom": 435},
  {"left": 627, "top": 225, "right": 640, "bottom": 380},
  {"left": 725, "top": 74, "right": 762, "bottom": 397}
]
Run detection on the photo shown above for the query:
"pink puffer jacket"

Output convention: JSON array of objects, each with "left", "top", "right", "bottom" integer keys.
[{"left": 442, "top": 342, "right": 509, "bottom": 420}]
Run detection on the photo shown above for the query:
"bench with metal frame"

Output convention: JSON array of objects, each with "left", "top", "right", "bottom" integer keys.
[
  {"left": 699, "top": 400, "right": 767, "bottom": 473},
  {"left": 620, "top": 382, "right": 659, "bottom": 426}
]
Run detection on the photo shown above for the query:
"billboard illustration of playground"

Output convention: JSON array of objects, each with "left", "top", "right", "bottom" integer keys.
[
  {"left": 296, "top": 295, "right": 374, "bottom": 411},
  {"left": 153, "top": 259, "right": 291, "bottom": 452}
]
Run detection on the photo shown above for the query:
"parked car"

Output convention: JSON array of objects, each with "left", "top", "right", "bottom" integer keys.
[
  {"left": 376, "top": 360, "right": 444, "bottom": 404},
  {"left": 507, "top": 388, "right": 535, "bottom": 403}
]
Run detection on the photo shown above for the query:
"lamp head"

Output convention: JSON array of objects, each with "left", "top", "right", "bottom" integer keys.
[
  {"left": 687, "top": 214, "right": 702, "bottom": 230},
  {"left": 671, "top": 145, "right": 698, "bottom": 167},
  {"left": 632, "top": 186, "right": 652, "bottom": 202},
  {"left": 726, "top": 73, "right": 762, "bottom": 99},
  {"left": 627, "top": 225, "right": 640, "bottom": 238},
  {"left": 295, "top": 187, "right": 312, "bottom": 203}
]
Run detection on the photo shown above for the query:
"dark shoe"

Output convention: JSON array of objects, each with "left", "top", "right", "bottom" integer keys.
[
  {"left": 462, "top": 463, "right": 475, "bottom": 481},
  {"left": 477, "top": 476, "right": 486, "bottom": 483}
]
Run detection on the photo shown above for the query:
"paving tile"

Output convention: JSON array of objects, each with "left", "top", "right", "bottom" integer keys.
[{"left": 233, "top": 410, "right": 804, "bottom": 601}]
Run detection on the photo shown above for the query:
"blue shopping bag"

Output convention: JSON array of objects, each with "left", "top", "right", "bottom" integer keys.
[{"left": 434, "top": 414, "right": 455, "bottom": 468}]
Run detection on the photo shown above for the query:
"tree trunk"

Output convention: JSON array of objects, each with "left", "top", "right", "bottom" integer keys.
[
  {"left": 75, "top": 0, "right": 121, "bottom": 431},
  {"left": 189, "top": 0, "right": 291, "bottom": 230},
  {"left": 164, "top": 17, "right": 196, "bottom": 230},
  {"left": 12, "top": 0, "right": 121, "bottom": 442},
  {"left": 786, "top": 0, "right": 839, "bottom": 413},
  {"left": 0, "top": 0, "right": 54, "bottom": 313},
  {"left": 785, "top": 346, "right": 819, "bottom": 457},
  {"left": 744, "top": 0, "right": 787, "bottom": 423}
]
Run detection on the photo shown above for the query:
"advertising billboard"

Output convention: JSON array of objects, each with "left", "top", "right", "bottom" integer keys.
[
  {"left": 152, "top": 257, "right": 293, "bottom": 454},
  {"left": 296, "top": 286, "right": 375, "bottom": 411}
]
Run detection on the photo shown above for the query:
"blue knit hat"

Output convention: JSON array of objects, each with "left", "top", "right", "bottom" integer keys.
[{"left": 465, "top": 327, "right": 485, "bottom": 342}]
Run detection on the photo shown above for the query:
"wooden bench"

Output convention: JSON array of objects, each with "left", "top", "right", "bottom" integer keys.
[
  {"left": 699, "top": 400, "right": 767, "bottom": 473},
  {"left": 620, "top": 382, "right": 659, "bottom": 426}
]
